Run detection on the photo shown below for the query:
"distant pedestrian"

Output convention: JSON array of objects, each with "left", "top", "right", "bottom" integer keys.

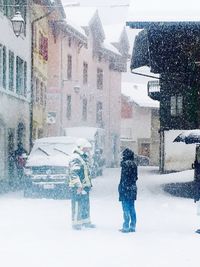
[
  {"left": 14, "top": 142, "right": 28, "bottom": 187},
  {"left": 69, "top": 138, "right": 95, "bottom": 230},
  {"left": 118, "top": 148, "right": 138, "bottom": 233}
]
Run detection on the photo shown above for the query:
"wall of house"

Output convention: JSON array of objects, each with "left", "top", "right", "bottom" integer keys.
[
  {"left": 107, "top": 70, "right": 121, "bottom": 166},
  {"left": 46, "top": 23, "right": 63, "bottom": 137},
  {"left": 150, "top": 108, "right": 160, "bottom": 165},
  {"left": 46, "top": 14, "right": 124, "bottom": 166},
  {"left": 159, "top": 73, "right": 200, "bottom": 172},
  {"left": 121, "top": 96, "right": 159, "bottom": 165},
  {"left": 0, "top": 9, "right": 31, "bottom": 187},
  {"left": 32, "top": 4, "right": 50, "bottom": 140}
]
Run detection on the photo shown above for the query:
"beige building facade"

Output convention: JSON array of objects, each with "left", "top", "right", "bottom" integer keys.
[{"left": 46, "top": 9, "right": 128, "bottom": 166}]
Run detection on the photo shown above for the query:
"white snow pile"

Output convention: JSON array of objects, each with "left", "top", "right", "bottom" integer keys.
[{"left": 0, "top": 167, "right": 200, "bottom": 267}]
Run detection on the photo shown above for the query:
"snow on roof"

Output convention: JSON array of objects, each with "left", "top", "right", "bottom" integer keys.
[
  {"left": 102, "top": 41, "right": 121, "bottom": 55},
  {"left": 64, "top": 7, "right": 97, "bottom": 27},
  {"left": 121, "top": 82, "right": 159, "bottom": 108},
  {"left": 65, "top": 127, "right": 105, "bottom": 141},
  {"left": 65, "top": 18, "right": 87, "bottom": 37}
]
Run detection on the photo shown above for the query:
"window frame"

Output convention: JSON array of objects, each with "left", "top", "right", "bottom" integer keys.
[
  {"left": 97, "top": 68, "right": 103, "bottom": 90},
  {"left": 66, "top": 94, "right": 72, "bottom": 120},
  {"left": 96, "top": 101, "right": 103, "bottom": 124},
  {"left": 67, "top": 55, "right": 72, "bottom": 80},
  {"left": 82, "top": 98, "right": 87, "bottom": 121},
  {"left": 83, "top": 62, "right": 88, "bottom": 84},
  {"left": 9, "top": 50, "right": 14, "bottom": 91},
  {"left": 170, "top": 95, "right": 183, "bottom": 117},
  {"left": 16, "top": 56, "right": 27, "bottom": 96}
]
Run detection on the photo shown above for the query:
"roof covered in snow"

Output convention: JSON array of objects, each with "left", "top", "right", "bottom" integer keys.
[
  {"left": 64, "top": 18, "right": 87, "bottom": 37},
  {"left": 102, "top": 41, "right": 121, "bottom": 55},
  {"left": 121, "top": 82, "right": 159, "bottom": 108}
]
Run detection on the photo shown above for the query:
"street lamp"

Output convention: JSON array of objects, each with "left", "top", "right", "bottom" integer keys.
[{"left": 11, "top": 11, "right": 24, "bottom": 37}]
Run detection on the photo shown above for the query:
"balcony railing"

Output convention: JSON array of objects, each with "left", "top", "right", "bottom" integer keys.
[{"left": 147, "top": 80, "right": 160, "bottom": 101}]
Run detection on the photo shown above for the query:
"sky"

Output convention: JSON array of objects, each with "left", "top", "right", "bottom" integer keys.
[
  {"left": 62, "top": 0, "right": 130, "bottom": 25},
  {"left": 62, "top": 0, "right": 200, "bottom": 24}
]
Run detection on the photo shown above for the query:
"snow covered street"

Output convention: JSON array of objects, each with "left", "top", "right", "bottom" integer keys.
[{"left": 1, "top": 167, "right": 200, "bottom": 267}]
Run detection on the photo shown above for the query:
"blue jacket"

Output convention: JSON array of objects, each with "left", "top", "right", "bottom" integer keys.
[{"left": 118, "top": 149, "right": 138, "bottom": 201}]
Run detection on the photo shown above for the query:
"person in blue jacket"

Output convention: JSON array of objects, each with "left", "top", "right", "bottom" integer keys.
[{"left": 118, "top": 148, "right": 138, "bottom": 233}]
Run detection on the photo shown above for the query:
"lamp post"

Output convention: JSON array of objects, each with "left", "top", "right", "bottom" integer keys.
[{"left": 11, "top": 10, "right": 24, "bottom": 37}]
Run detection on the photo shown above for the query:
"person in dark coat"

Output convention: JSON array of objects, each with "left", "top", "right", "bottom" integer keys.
[
  {"left": 118, "top": 148, "right": 138, "bottom": 233},
  {"left": 14, "top": 142, "right": 28, "bottom": 186}
]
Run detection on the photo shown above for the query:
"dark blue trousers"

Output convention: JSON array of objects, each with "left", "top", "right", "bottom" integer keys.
[{"left": 121, "top": 200, "right": 136, "bottom": 230}]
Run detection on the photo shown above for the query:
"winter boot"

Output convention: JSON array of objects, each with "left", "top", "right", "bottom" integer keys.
[
  {"left": 119, "top": 228, "right": 129, "bottom": 233},
  {"left": 83, "top": 223, "right": 96, "bottom": 228},
  {"left": 72, "top": 225, "right": 82, "bottom": 230}
]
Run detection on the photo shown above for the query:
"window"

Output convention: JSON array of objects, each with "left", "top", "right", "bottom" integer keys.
[
  {"left": 3, "top": 0, "right": 14, "bottom": 18},
  {"left": 0, "top": 45, "right": 3, "bottom": 88},
  {"left": 82, "top": 98, "right": 87, "bottom": 121},
  {"left": 0, "top": 0, "right": 3, "bottom": 13},
  {"left": 2, "top": 46, "right": 6, "bottom": 89},
  {"left": 97, "top": 68, "right": 103, "bottom": 90},
  {"left": 9, "top": 51, "right": 14, "bottom": 91},
  {"left": 66, "top": 95, "right": 71, "bottom": 120},
  {"left": 44, "top": 85, "right": 47, "bottom": 107},
  {"left": 67, "top": 55, "right": 72, "bottom": 80},
  {"left": 24, "top": 61, "right": 27, "bottom": 96},
  {"left": 170, "top": 95, "right": 183, "bottom": 116},
  {"left": 83, "top": 62, "right": 88, "bottom": 84},
  {"left": 40, "top": 82, "right": 44, "bottom": 105},
  {"left": 0, "top": 45, "right": 7, "bottom": 89},
  {"left": 16, "top": 56, "right": 27, "bottom": 96},
  {"left": 39, "top": 32, "right": 48, "bottom": 61},
  {"left": 33, "top": 24, "right": 37, "bottom": 49},
  {"left": 35, "top": 78, "right": 40, "bottom": 103},
  {"left": 96, "top": 101, "right": 103, "bottom": 124},
  {"left": 68, "top": 38, "right": 72, "bottom": 47}
]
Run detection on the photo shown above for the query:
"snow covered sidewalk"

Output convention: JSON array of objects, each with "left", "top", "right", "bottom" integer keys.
[{"left": 1, "top": 167, "right": 200, "bottom": 267}]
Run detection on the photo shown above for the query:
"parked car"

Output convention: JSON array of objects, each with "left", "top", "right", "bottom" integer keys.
[
  {"left": 135, "top": 154, "right": 150, "bottom": 166},
  {"left": 23, "top": 136, "right": 79, "bottom": 198},
  {"left": 91, "top": 148, "right": 105, "bottom": 177}
]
